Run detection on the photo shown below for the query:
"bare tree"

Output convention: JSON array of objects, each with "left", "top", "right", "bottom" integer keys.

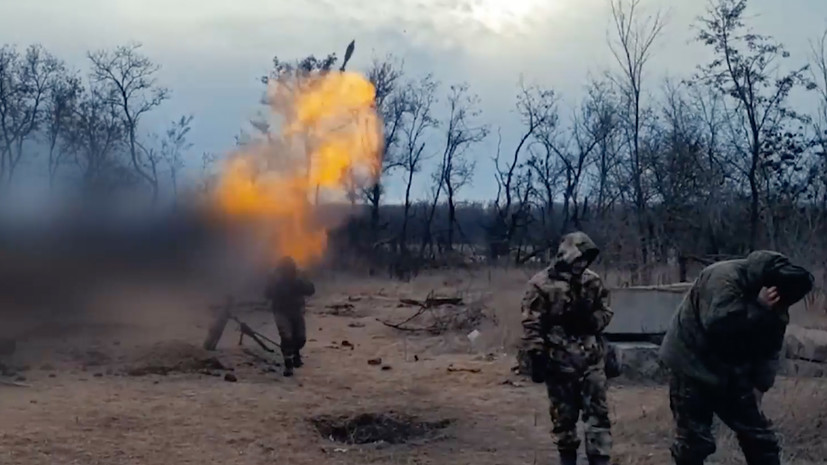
[
  {"left": 694, "top": 0, "right": 813, "bottom": 249},
  {"left": 543, "top": 86, "right": 616, "bottom": 235},
  {"left": 808, "top": 27, "right": 827, "bottom": 221},
  {"left": 198, "top": 151, "right": 219, "bottom": 194},
  {"left": 398, "top": 74, "right": 439, "bottom": 251},
  {"left": 583, "top": 78, "right": 623, "bottom": 222},
  {"left": 648, "top": 79, "right": 711, "bottom": 265},
  {"left": 160, "top": 115, "right": 194, "bottom": 204},
  {"left": 87, "top": 43, "right": 169, "bottom": 201},
  {"left": 430, "top": 83, "right": 489, "bottom": 251},
  {"left": 44, "top": 62, "right": 81, "bottom": 189},
  {"left": 0, "top": 44, "right": 61, "bottom": 183},
  {"left": 608, "top": 0, "right": 665, "bottom": 278},
  {"left": 64, "top": 84, "right": 128, "bottom": 192},
  {"left": 490, "top": 79, "right": 557, "bottom": 259},
  {"left": 363, "top": 55, "right": 405, "bottom": 239}
]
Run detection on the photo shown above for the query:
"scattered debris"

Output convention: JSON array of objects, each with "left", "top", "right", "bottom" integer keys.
[
  {"left": 398, "top": 292, "right": 464, "bottom": 309},
  {"left": 348, "top": 322, "right": 366, "bottom": 328},
  {"left": 341, "top": 340, "right": 354, "bottom": 349},
  {"left": 327, "top": 303, "right": 354, "bottom": 311},
  {"left": 502, "top": 379, "right": 525, "bottom": 388},
  {"left": 447, "top": 365, "right": 481, "bottom": 374},
  {"left": 0, "top": 378, "right": 30, "bottom": 388},
  {"left": 324, "top": 303, "right": 357, "bottom": 316},
  {"left": 127, "top": 366, "right": 172, "bottom": 376},
  {"left": 367, "top": 358, "right": 382, "bottom": 366},
  {"left": 310, "top": 412, "right": 452, "bottom": 445},
  {"left": 378, "top": 304, "right": 489, "bottom": 335}
]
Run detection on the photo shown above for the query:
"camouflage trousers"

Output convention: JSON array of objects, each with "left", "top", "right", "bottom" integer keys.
[
  {"left": 546, "top": 365, "right": 612, "bottom": 458},
  {"left": 669, "top": 373, "right": 780, "bottom": 465},
  {"left": 273, "top": 311, "right": 307, "bottom": 361}
]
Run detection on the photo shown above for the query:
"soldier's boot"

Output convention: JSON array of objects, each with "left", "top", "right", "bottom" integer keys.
[
  {"left": 559, "top": 450, "right": 578, "bottom": 465},
  {"left": 294, "top": 352, "right": 303, "bottom": 368},
  {"left": 587, "top": 455, "right": 610, "bottom": 465},
  {"left": 283, "top": 357, "right": 294, "bottom": 377}
]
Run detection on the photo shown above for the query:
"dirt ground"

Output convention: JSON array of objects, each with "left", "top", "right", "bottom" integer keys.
[{"left": 1, "top": 268, "right": 826, "bottom": 465}]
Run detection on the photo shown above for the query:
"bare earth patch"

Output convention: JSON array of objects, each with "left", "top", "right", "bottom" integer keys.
[
  {"left": 311, "top": 412, "right": 452, "bottom": 445},
  {"left": 1, "top": 268, "right": 825, "bottom": 465}
]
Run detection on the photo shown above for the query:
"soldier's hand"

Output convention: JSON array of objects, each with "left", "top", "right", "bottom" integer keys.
[
  {"left": 758, "top": 286, "right": 781, "bottom": 309},
  {"left": 529, "top": 351, "right": 548, "bottom": 383}
]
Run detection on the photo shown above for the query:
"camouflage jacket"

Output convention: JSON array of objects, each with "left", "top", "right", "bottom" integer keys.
[
  {"left": 519, "top": 232, "right": 614, "bottom": 374},
  {"left": 265, "top": 272, "right": 315, "bottom": 316},
  {"left": 659, "top": 250, "right": 813, "bottom": 391}
]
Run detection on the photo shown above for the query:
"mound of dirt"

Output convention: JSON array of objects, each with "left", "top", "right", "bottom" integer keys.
[
  {"left": 126, "top": 340, "right": 228, "bottom": 376},
  {"left": 310, "top": 412, "right": 452, "bottom": 445}
]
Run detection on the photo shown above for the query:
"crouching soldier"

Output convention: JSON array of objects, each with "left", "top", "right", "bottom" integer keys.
[
  {"left": 265, "top": 256, "right": 315, "bottom": 377},
  {"left": 519, "top": 231, "right": 614, "bottom": 465},
  {"left": 659, "top": 251, "right": 813, "bottom": 465}
]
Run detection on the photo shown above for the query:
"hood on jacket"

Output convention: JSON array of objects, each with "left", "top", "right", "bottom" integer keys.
[
  {"left": 275, "top": 255, "right": 298, "bottom": 280},
  {"left": 552, "top": 231, "right": 600, "bottom": 275},
  {"left": 744, "top": 250, "right": 813, "bottom": 306}
]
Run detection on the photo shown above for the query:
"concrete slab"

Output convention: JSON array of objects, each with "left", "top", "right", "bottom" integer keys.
[
  {"left": 605, "top": 283, "right": 691, "bottom": 335},
  {"left": 785, "top": 325, "right": 827, "bottom": 363},
  {"left": 780, "top": 358, "right": 827, "bottom": 378},
  {"left": 609, "top": 341, "right": 668, "bottom": 382}
]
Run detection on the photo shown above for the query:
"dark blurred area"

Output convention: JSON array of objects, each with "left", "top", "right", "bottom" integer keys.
[{"left": 0, "top": 201, "right": 265, "bottom": 332}]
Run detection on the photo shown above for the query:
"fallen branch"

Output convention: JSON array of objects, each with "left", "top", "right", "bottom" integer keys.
[
  {"left": 0, "top": 379, "right": 30, "bottom": 387},
  {"left": 326, "top": 303, "right": 354, "bottom": 310},
  {"left": 399, "top": 296, "right": 463, "bottom": 308},
  {"left": 378, "top": 318, "right": 426, "bottom": 332},
  {"left": 380, "top": 302, "right": 487, "bottom": 335},
  {"left": 447, "top": 365, "right": 481, "bottom": 373},
  {"left": 324, "top": 303, "right": 356, "bottom": 316},
  {"left": 377, "top": 306, "right": 429, "bottom": 332}
]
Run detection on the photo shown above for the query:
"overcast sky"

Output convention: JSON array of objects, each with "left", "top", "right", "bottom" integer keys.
[{"left": 1, "top": 0, "right": 826, "bottom": 203}]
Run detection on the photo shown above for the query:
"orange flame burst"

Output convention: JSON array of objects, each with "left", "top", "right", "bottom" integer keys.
[{"left": 213, "top": 71, "right": 383, "bottom": 267}]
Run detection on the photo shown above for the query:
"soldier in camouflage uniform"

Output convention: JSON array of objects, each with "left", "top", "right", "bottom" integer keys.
[
  {"left": 659, "top": 251, "right": 813, "bottom": 465},
  {"left": 265, "top": 256, "right": 315, "bottom": 377},
  {"left": 520, "top": 231, "right": 614, "bottom": 465}
]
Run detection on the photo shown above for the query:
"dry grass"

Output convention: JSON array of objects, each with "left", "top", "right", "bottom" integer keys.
[{"left": 0, "top": 267, "right": 825, "bottom": 465}]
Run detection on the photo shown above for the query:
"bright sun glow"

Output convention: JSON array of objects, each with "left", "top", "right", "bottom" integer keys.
[{"left": 465, "top": 0, "right": 554, "bottom": 34}]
